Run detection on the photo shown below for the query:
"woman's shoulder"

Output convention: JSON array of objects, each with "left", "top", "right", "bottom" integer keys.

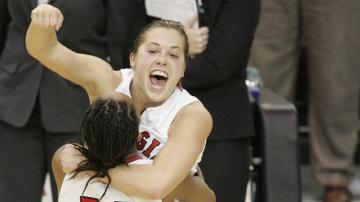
[
  {"left": 178, "top": 101, "right": 213, "bottom": 128},
  {"left": 169, "top": 101, "right": 213, "bottom": 140},
  {"left": 89, "top": 68, "right": 123, "bottom": 102},
  {"left": 184, "top": 101, "right": 211, "bottom": 117}
]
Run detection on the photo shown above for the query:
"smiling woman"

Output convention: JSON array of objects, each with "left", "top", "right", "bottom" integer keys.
[
  {"left": 129, "top": 25, "right": 188, "bottom": 107},
  {"left": 26, "top": 4, "right": 215, "bottom": 202}
]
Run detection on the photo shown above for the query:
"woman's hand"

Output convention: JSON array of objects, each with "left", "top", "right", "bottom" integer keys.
[
  {"left": 59, "top": 143, "right": 86, "bottom": 173},
  {"left": 31, "top": 4, "right": 64, "bottom": 31},
  {"left": 184, "top": 15, "right": 209, "bottom": 56}
]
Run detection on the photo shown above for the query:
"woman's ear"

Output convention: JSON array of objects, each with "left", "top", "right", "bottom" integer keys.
[{"left": 129, "top": 52, "right": 136, "bottom": 69}]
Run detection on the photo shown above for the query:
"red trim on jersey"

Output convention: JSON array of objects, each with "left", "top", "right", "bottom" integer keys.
[
  {"left": 80, "top": 196, "right": 99, "bottom": 202},
  {"left": 126, "top": 155, "right": 142, "bottom": 164},
  {"left": 177, "top": 81, "right": 183, "bottom": 91}
]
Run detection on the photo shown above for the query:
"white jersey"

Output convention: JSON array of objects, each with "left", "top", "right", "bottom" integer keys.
[
  {"left": 115, "top": 69, "right": 206, "bottom": 174},
  {"left": 58, "top": 157, "right": 160, "bottom": 202}
]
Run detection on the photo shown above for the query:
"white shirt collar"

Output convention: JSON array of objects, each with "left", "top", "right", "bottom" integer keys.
[{"left": 37, "top": 0, "right": 49, "bottom": 5}]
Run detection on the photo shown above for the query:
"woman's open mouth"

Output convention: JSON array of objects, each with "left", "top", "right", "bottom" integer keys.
[{"left": 149, "top": 70, "right": 168, "bottom": 88}]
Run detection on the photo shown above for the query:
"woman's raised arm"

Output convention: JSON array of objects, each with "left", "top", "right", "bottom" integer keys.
[{"left": 25, "top": 4, "right": 119, "bottom": 100}]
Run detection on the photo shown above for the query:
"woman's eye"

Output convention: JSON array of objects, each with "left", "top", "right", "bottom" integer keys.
[
  {"left": 148, "top": 50, "right": 157, "bottom": 54},
  {"left": 169, "top": 53, "right": 178, "bottom": 58}
]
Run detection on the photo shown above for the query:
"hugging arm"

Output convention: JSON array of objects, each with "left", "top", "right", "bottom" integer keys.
[
  {"left": 163, "top": 174, "right": 215, "bottom": 202},
  {"left": 107, "top": 102, "right": 213, "bottom": 199}
]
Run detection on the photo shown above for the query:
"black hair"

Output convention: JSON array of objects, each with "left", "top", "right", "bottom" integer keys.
[{"left": 71, "top": 98, "right": 139, "bottom": 184}]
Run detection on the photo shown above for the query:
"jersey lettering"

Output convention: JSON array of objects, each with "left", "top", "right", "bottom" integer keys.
[
  {"left": 143, "top": 139, "right": 161, "bottom": 158},
  {"left": 137, "top": 131, "right": 150, "bottom": 150},
  {"left": 137, "top": 131, "right": 161, "bottom": 158}
]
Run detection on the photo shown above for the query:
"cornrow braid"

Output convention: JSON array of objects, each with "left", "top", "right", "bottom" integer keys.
[{"left": 71, "top": 98, "right": 139, "bottom": 182}]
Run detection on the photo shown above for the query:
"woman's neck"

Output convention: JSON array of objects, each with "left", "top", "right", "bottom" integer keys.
[{"left": 129, "top": 81, "right": 151, "bottom": 113}]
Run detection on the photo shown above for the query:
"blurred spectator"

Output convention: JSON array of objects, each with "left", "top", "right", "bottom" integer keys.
[
  {"left": 107, "top": 0, "right": 260, "bottom": 201},
  {"left": 0, "top": 0, "right": 122, "bottom": 201},
  {"left": 248, "top": 0, "right": 360, "bottom": 201}
]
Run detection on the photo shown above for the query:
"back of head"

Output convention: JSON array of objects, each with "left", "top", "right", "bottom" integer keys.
[{"left": 72, "top": 96, "right": 139, "bottom": 179}]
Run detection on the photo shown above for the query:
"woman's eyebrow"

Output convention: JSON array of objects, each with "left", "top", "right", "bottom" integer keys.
[{"left": 147, "top": 42, "right": 180, "bottom": 50}]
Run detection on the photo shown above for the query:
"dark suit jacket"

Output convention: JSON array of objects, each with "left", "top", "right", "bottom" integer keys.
[
  {"left": 109, "top": 0, "right": 260, "bottom": 140},
  {"left": 0, "top": 0, "right": 121, "bottom": 132}
]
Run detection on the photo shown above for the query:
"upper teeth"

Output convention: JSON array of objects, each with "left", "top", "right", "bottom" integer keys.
[{"left": 151, "top": 70, "right": 168, "bottom": 78}]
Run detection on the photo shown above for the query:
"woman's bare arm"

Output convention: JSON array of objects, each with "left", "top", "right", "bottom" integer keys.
[
  {"left": 163, "top": 174, "right": 216, "bottom": 202},
  {"left": 57, "top": 102, "right": 214, "bottom": 200},
  {"left": 52, "top": 144, "right": 86, "bottom": 192},
  {"left": 107, "top": 102, "right": 213, "bottom": 199},
  {"left": 25, "top": 4, "right": 120, "bottom": 101},
  {"left": 52, "top": 146, "right": 66, "bottom": 192}
]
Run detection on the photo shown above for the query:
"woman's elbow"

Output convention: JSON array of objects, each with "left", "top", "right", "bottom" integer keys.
[
  {"left": 25, "top": 36, "right": 43, "bottom": 60},
  {"left": 25, "top": 38, "right": 36, "bottom": 58},
  {"left": 25, "top": 29, "right": 37, "bottom": 57},
  {"left": 143, "top": 182, "right": 169, "bottom": 200},
  {"left": 25, "top": 27, "right": 51, "bottom": 60},
  {"left": 139, "top": 178, "right": 173, "bottom": 200}
]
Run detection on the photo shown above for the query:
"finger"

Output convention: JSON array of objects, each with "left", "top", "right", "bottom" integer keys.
[
  {"left": 43, "top": 12, "right": 51, "bottom": 27},
  {"left": 31, "top": 13, "right": 39, "bottom": 26},
  {"left": 38, "top": 10, "right": 45, "bottom": 27},
  {"left": 199, "top": 44, "right": 207, "bottom": 53},
  {"left": 35, "top": 7, "right": 44, "bottom": 26},
  {"left": 34, "top": 10, "right": 43, "bottom": 27},
  {"left": 55, "top": 13, "right": 64, "bottom": 31},
  {"left": 199, "top": 26, "right": 209, "bottom": 35},
  {"left": 198, "top": 39, "right": 208, "bottom": 50},
  {"left": 201, "top": 35, "right": 209, "bottom": 44},
  {"left": 137, "top": 133, "right": 143, "bottom": 142},
  {"left": 62, "top": 167, "right": 72, "bottom": 174},
  {"left": 196, "top": 35, "right": 205, "bottom": 43},
  {"left": 184, "top": 14, "right": 198, "bottom": 28},
  {"left": 30, "top": 9, "right": 37, "bottom": 25},
  {"left": 49, "top": 12, "right": 58, "bottom": 28},
  {"left": 201, "top": 40, "right": 208, "bottom": 48},
  {"left": 199, "top": 39, "right": 208, "bottom": 48},
  {"left": 32, "top": 7, "right": 43, "bottom": 26}
]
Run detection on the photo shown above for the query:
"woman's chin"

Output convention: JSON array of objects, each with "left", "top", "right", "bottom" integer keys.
[{"left": 145, "top": 90, "right": 169, "bottom": 106}]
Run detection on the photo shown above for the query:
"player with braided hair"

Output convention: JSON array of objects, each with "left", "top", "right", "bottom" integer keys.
[{"left": 58, "top": 93, "right": 160, "bottom": 202}]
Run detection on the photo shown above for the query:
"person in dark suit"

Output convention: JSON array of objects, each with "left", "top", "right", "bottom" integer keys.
[
  {"left": 108, "top": 0, "right": 260, "bottom": 201},
  {"left": 248, "top": 0, "right": 360, "bottom": 201},
  {"left": 0, "top": 0, "right": 122, "bottom": 201}
]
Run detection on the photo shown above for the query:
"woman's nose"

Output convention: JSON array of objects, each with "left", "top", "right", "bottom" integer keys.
[{"left": 155, "top": 53, "right": 166, "bottom": 66}]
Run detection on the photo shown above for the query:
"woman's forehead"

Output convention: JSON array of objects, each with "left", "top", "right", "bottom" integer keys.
[{"left": 143, "top": 27, "right": 184, "bottom": 49}]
